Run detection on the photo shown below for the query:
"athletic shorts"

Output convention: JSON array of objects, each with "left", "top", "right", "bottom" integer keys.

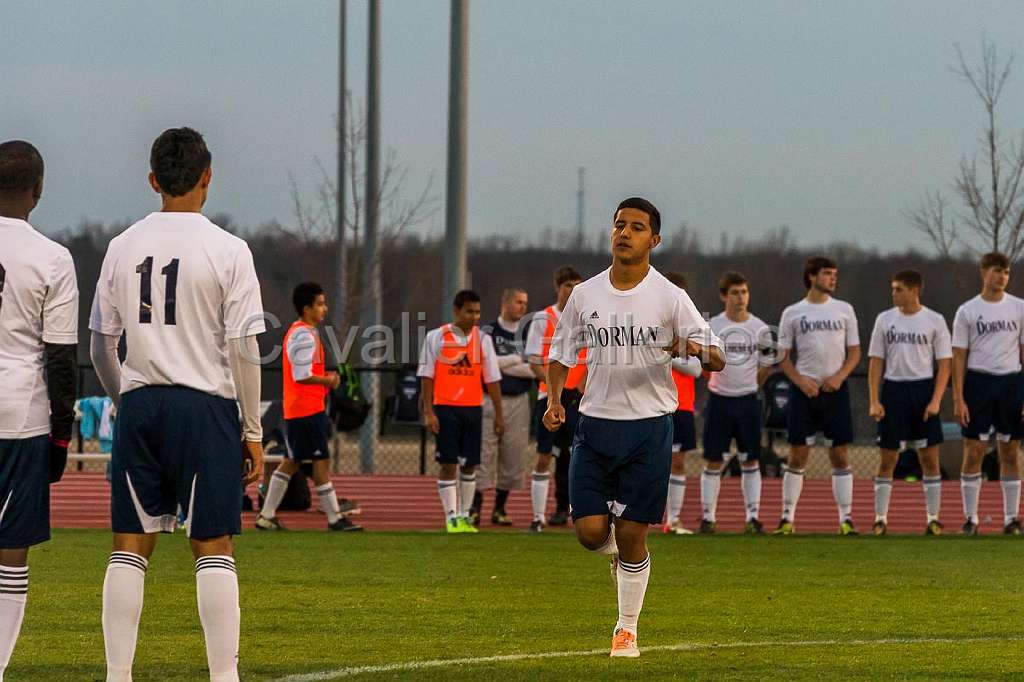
[
  {"left": 569, "top": 413, "right": 673, "bottom": 525},
  {"left": 671, "top": 410, "right": 696, "bottom": 453},
  {"left": 285, "top": 412, "right": 331, "bottom": 462},
  {"left": 787, "top": 381, "right": 853, "bottom": 447},
  {"left": 0, "top": 436, "right": 51, "bottom": 549},
  {"left": 962, "top": 370, "right": 1024, "bottom": 442},
  {"left": 434, "top": 405, "right": 482, "bottom": 467},
  {"left": 877, "top": 379, "right": 943, "bottom": 450},
  {"left": 111, "top": 385, "right": 243, "bottom": 539},
  {"left": 535, "top": 391, "right": 582, "bottom": 457},
  {"left": 702, "top": 392, "right": 761, "bottom": 462}
]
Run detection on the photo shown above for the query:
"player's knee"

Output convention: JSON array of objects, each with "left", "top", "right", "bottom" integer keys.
[
  {"left": 703, "top": 460, "right": 723, "bottom": 473},
  {"left": 190, "top": 534, "right": 233, "bottom": 560}
]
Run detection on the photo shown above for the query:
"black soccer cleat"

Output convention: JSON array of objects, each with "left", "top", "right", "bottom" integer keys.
[
  {"left": 491, "top": 509, "right": 513, "bottom": 526},
  {"left": 255, "top": 515, "right": 287, "bottom": 531},
  {"left": 548, "top": 509, "right": 569, "bottom": 526},
  {"left": 468, "top": 508, "right": 481, "bottom": 528},
  {"left": 698, "top": 519, "right": 716, "bottom": 534},
  {"left": 872, "top": 520, "right": 887, "bottom": 536},
  {"left": 925, "top": 520, "right": 944, "bottom": 536},
  {"left": 1003, "top": 518, "right": 1022, "bottom": 536},
  {"left": 527, "top": 520, "right": 544, "bottom": 533},
  {"left": 744, "top": 518, "right": 765, "bottom": 535},
  {"left": 961, "top": 519, "right": 979, "bottom": 536},
  {"left": 328, "top": 517, "right": 364, "bottom": 532}
]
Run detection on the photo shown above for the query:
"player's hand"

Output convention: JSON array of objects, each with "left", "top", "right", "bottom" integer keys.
[
  {"left": 48, "top": 436, "right": 69, "bottom": 484},
  {"left": 242, "top": 440, "right": 264, "bottom": 485},
  {"left": 797, "top": 376, "right": 820, "bottom": 398},
  {"left": 923, "top": 400, "right": 941, "bottom": 422},
  {"left": 326, "top": 371, "right": 342, "bottom": 390},
  {"left": 494, "top": 414, "right": 505, "bottom": 437},
  {"left": 665, "top": 335, "right": 682, "bottom": 357},
  {"left": 954, "top": 400, "right": 970, "bottom": 427},
  {"left": 424, "top": 411, "right": 440, "bottom": 435},
  {"left": 869, "top": 401, "right": 885, "bottom": 422},
  {"left": 821, "top": 374, "right": 843, "bottom": 393},
  {"left": 543, "top": 402, "right": 566, "bottom": 432}
]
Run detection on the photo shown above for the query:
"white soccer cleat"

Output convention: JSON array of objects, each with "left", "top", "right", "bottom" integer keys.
[{"left": 610, "top": 628, "right": 640, "bottom": 658}]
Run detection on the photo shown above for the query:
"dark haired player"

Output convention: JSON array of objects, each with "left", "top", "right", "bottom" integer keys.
[
  {"left": 90, "top": 128, "right": 265, "bottom": 682},
  {"left": 868, "top": 270, "right": 951, "bottom": 535},
  {"left": 545, "top": 197, "right": 724, "bottom": 657},
  {"left": 951, "top": 252, "right": 1024, "bottom": 535},
  {"left": 256, "top": 282, "right": 362, "bottom": 532},
  {"left": 775, "top": 256, "right": 861, "bottom": 535},
  {"left": 0, "top": 141, "right": 78, "bottom": 677},
  {"left": 418, "top": 290, "right": 504, "bottom": 533}
]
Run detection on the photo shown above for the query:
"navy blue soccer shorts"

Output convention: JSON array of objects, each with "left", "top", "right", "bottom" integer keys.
[
  {"left": 434, "top": 405, "right": 482, "bottom": 467},
  {"left": 0, "top": 436, "right": 51, "bottom": 549},
  {"left": 702, "top": 392, "right": 762, "bottom": 462},
  {"left": 111, "top": 385, "right": 243, "bottom": 539},
  {"left": 877, "top": 379, "right": 943, "bottom": 450},
  {"left": 569, "top": 413, "right": 673, "bottom": 525},
  {"left": 962, "top": 370, "right": 1024, "bottom": 442},
  {"left": 787, "top": 381, "right": 854, "bottom": 447},
  {"left": 285, "top": 412, "right": 331, "bottom": 462},
  {"left": 671, "top": 410, "right": 696, "bottom": 453}
]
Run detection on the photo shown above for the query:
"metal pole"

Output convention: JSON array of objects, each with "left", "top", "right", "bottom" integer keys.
[
  {"left": 334, "top": 0, "right": 348, "bottom": 327},
  {"left": 576, "top": 166, "right": 585, "bottom": 249},
  {"left": 358, "top": 0, "right": 382, "bottom": 473},
  {"left": 441, "top": 0, "right": 469, "bottom": 319}
]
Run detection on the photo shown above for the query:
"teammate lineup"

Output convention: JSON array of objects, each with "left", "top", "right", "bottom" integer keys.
[{"left": 1, "top": 126, "right": 1023, "bottom": 675}]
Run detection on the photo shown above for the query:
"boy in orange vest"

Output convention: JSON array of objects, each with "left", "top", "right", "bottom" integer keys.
[
  {"left": 418, "top": 290, "right": 505, "bottom": 533},
  {"left": 256, "top": 282, "right": 362, "bottom": 531}
]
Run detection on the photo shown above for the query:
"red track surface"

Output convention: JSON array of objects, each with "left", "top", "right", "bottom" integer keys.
[{"left": 52, "top": 472, "right": 1013, "bottom": 535}]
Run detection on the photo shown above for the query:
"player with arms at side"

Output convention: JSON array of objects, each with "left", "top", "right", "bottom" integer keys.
[
  {"left": 418, "top": 290, "right": 504, "bottom": 533},
  {"left": 544, "top": 198, "right": 724, "bottom": 657},
  {"left": 699, "top": 271, "right": 775, "bottom": 534},
  {"left": 951, "top": 252, "right": 1024, "bottom": 536},
  {"left": 0, "top": 141, "right": 78, "bottom": 679},
  {"left": 867, "top": 270, "right": 951, "bottom": 535},
  {"left": 774, "top": 256, "right": 861, "bottom": 535},
  {"left": 90, "top": 128, "right": 265, "bottom": 682},
  {"left": 256, "top": 282, "right": 362, "bottom": 532}
]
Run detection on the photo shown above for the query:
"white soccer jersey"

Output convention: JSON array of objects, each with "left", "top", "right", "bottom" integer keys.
[
  {"left": 707, "top": 312, "right": 774, "bottom": 397},
  {"left": 868, "top": 306, "right": 952, "bottom": 381},
  {"left": 89, "top": 212, "right": 266, "bottom": 399},
  {"left": 0, "top": 217, "right": 79, "bottom": 439},
  {"left": 778, "top": 297, "right": 859, "bottom": 383},
  {"left": 951, "top": 294, "right": 1024, "bottom": 375},
  {"left": 548, "top": 266, "right": 722, "bottom": 420}
]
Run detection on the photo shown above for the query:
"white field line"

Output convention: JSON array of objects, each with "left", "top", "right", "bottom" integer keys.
[{"left": 270, "top": 634, "right": 1024, "bottom": 681}]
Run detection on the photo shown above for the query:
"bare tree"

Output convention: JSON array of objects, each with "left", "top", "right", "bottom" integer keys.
[
  {"left": 288, "top": 94, "right": 437, "bottom": 325},
  {"left": 906, "top": 36, "right": 1024, "bottom": 260}
]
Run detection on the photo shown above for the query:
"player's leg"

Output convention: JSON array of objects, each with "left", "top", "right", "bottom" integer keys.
[
  {"left": 104, "top": 533, "right": 158, "bottom": 682},
  {"left": 698, "top": 399, "right": 726, "bottom": 534},
  {"left": 551, "top": 438, "right": 571, "bottom": 526},
  {"left": 918, "top": 445, "right": 943, "bottom": 534},
  {"left": 454, "top": 407, "right": 482, "bottom": 533},
  {"left": 873, "top": 449, "right": 898, "bottom": 535},
  {"left": 473, "top": 396, "right": 500, "bottom": 526},
  {"left": 873, "top": 380, "right": 901, "bottom": 535},
  {"left": 960, "top": 438, "right": 986, "bottom": 534},
  {"left": 996, "top": 440, "right": 1021, "bottom": 534},
  {"left": 256, "top": 457, "right": 299, "bottom": 530},
  {"left": 825, "top": 384, "right": 856, "bottom": 534},
  {"left": 777, "top": 384, "right": 812, "bottom": 533},
  {"left": 190, "top": 535, "right": 240, "bottom": 682},
  {"left": 493, "top": 393, "right": 528, "bottom": 526},
  {"left": 699, "top": 460, "right": 723, "bottom": 533},
  {"left": 0, "top": 547, "right": 28, "bottom": 681},
  {"left": 960, "top": 371, "right": 992, "bottom": 535},
  {"left": 735, "top": 395, "right": 764, "bottom": 533},
  {"left": 568, "top": 417, "right": 615, "bottom": 552},
  {"left": 665, "top": 409, "right": 696, "bottom": 534},
  {"left": 433, "top": 406, "right": 462, "bottom": 532},
  {"left": 312, "top": 458, "right": 363, "bottom": 532},
  {"left": 530, "top": 397, "right": 554, "bottom": 532}
]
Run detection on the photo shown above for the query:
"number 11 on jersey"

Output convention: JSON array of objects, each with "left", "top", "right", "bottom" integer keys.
[{"left": 137, "top": 256, "right": 180, "bottom": 325}]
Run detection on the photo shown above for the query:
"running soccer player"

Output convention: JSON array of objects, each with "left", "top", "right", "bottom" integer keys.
[
  {"left": 418, "top": 290, "right": 504, "bottom": 533},
  {"left": 699, "top": 272, "right": 775, "bottom": 534},
  {"left": 661, "top": 272, "right": 701, "bottom": 536},
  {"left": 525, "top": 266, "right": 583, "bottom": 531},
  {"left": 0, "top": 141, "right": 78, "bottom": 678},
  {"left": 255, "top": 282, "right": 362, "bottom": 532},
  {"left": 951, "top": 252, "right": 1024, "bottom": 536},
  {"left": 90, "top": 128, "right": 265, "bottom": 682},
  {"left": 544, "top": 197, "right": 724, "bottom": 657},
  {"left": 775, "top": 256, "right": 861, "bottom": 535},
  {"left": 868, "top": 270, "right": 951, "bottom": 536}
]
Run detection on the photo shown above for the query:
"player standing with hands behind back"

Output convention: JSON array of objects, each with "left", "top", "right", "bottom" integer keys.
[{"left": 544, "top": 197, "right": 724, "bottom": 658}]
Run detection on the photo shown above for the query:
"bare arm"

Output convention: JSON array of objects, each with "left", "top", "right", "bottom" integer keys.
[
  {"left": 868, "top": 356, "right": 884, "bottom": 421},
  {"left": 527, "top": 355, "right": 547, "bottom": 382},
  {"left": 927, "top": 357, "right": 951, "bottom": 420},
  {"left": 952, "top": 347, "right": 969, "bottom": 427}
]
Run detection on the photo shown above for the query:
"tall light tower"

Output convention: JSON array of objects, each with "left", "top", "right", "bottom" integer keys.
[
  {"left": 334, "top": 0, "right": 347, "bottom": 324},
  {"left": 441, "top": 0, "right": 469, "bottom": 319}
]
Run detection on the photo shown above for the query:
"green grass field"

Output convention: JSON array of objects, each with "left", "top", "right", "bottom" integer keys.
[{"left": 14, "top": 529, "right": 1024, "bottom": 680}]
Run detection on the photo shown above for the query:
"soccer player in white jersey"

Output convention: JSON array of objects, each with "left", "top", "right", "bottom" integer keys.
[
  {"left": 0, "top": 141, "right": 78, "bottom": 679},
  {"left": 544, "top": 197, "right": 724, "bottom": 657},
  {"left": 89, "top": 128, "right": 265, "bottom": 682},
  {"left": 699, "top": 272, "right": 775, "bottom": 534},
  {"left": 951, "top": 252, "right": 1024, "bottom": 536},
  {"left": 775, "top": 256, "right": 861, "bottom": 535},
  {"left": 868, "top": 270, "right": 952, "bottom": 536}
]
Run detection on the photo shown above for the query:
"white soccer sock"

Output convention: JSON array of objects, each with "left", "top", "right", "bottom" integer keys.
[
  {"left": 315, "top": 483, "right": 342, "bottom": 524},
  {"left": 741, "top": 466, "right": 761, "bottom": 521},
  {"left": 615, "top": 554, "right": 651, "bottom": 636},
  {"left": 1001, "top": 476, "right": 1021, "bottom": 525},
  {"left": 666, "top": 474, "right": 685, "bottom": 523},
  {"left": 459, "top": 473, "right": 477, "bottom": 518},
  {"left": 0, "top": 566, "right": 27, "bottom": 678},
  {"left": 103, "top": 552, "right": 147, "bottom": 682},
  {"left": 781, "top": 467, "right": 804, "bottom": 521},
  {"left": 700, "top": 469, "right": 721, "bottom": 522},
  {"left": 195, "top": 556, "right": 240, "bottom": 682},
  {"left": 961, "top": 473, "right": 982, "bottom": 524},
  {"left": 923, "top": 475, "right": 942, "bottom": 522},
  {"left": 874, "top": 476, "right": 893, "bottom": 523},
  {"left": 832, "top": 468, "right": 854, "bottom": 523},
  {"left": 531, "top": 470, "right": 550, "bottom": 523},
  {"left": 437, "top": 480, "right": 458, "bottom": 522},
  {"left": 260, "top": 470, "right": 292, "bottom": 519}
]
